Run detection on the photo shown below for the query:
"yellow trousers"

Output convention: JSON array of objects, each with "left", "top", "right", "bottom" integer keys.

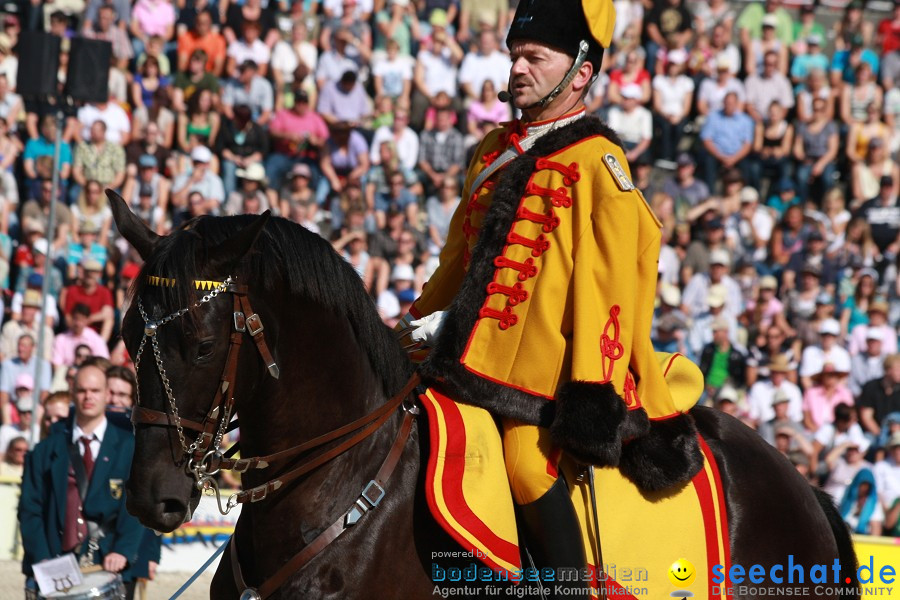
[{"left": 502, "top": 418, "right": 561, "bottom": 505}]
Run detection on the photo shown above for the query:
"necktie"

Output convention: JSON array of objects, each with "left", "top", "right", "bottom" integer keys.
[{"left": 80, "top": 435, "right": 94, "bottom": 481}]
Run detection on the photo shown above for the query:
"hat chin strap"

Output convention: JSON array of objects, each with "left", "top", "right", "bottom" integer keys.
[{"left": 524, "top": 39, "right": 591, "bottom": 111}]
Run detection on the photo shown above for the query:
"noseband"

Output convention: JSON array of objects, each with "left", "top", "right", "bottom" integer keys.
[{"left": 132, "top": 276, "right": 280, "bottom": 486}]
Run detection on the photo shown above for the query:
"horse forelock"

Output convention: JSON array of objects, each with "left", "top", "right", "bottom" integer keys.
[{"left": 129, "top": 215, "right": 413, "bottom": 396}]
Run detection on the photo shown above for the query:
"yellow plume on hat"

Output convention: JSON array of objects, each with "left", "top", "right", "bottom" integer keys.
[{"left": 582, "top": 0, "right": 616, "bottom": 49}]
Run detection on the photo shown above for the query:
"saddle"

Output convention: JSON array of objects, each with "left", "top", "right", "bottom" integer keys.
[{"left": 419, "top": 353, "right": 732, "bottom": 599}]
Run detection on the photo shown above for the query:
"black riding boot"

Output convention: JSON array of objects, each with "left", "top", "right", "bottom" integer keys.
[{"left": 518, "top": 476, "right": 592, "bottom": 599}]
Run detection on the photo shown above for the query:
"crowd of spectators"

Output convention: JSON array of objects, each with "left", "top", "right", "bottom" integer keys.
[{"left": 0, "top": 0, "right": 899, "bottom": 546}]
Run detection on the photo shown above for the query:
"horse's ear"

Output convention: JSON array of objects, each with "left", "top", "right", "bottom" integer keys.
[
  {"left": 106, "top": 189, "right": 160, "bottom": 260},
  {"left": 207, "top": 211, "right": 271, "bottom": 272}
]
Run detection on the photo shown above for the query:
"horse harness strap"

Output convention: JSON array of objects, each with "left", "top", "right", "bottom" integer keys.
[
  {"left": 231, "top": 372, "right": 421, "bottom": 504},
  {"left": 230, "top": 379, "right": 420, "bottom": 600}
]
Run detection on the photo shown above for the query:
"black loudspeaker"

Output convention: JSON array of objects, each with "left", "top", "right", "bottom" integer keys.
[
  {"left": 16, "top": 33, "right": 60, "bottom": 97},
  {"left": 65, "top": 38, "right": 112, "bottom": 103}
]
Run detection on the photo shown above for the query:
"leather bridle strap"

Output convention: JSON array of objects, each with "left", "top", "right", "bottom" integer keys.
[
  {"left": 218, "top": 373, "right": 421, "bottom": 473},
  {"left": 233, "top": 373, "right": 420, "bottom": 504},
  {"left": 232, "top": 406, "right": 416, "bottom": 599}
]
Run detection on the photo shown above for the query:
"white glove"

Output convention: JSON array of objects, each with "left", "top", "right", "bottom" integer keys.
[{"left": 409, "top": 311, "right": 446, "bottom": 347}]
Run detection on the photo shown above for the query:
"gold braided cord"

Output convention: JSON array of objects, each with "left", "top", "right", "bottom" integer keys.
[{"left": 146, "top": 276, "right": 225, "bottom": 290}]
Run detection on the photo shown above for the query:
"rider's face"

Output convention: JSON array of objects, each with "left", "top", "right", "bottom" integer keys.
[{"left": 508, "top": 40, "right": 573, "bottom": 111}]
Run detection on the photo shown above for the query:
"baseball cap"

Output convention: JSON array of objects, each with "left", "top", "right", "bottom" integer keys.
[
  {"left": 121, "top": 262, "right": 140, "bottom": 280},
  {"left": 709, "top": 249, "right": 731, "bottom": 267},
  {"left": 15, "top": 373, "right": 33, "bottom": 391},
  {"left": 79, "top": 220, "right": 100, "bottom": 234},
  {"left": 621, "top": 84, "right": 642, "bottom": 100},
  {"left": 139, "top": 182, "right": 154, "bottom": 197},
  {"left": 772, "top": 389, "right": 791, "bottom": 405},
  {"left": 138, "top": 154, "right": 157, "bottom": 168},
  {"left": 32, "top": 238, "right": 49, "bottom": 255},
  {"left": 660, "top": 283, "right": 681, "bottom": 307},
  {"left": 707, "top": 285, "right": 727, "bottom": 308},
  {"left": 429, "top": 8, "right": 449, "bottom": 27},
  {"left": 759, "top": 275, "right": 778, "bottom": 290},
  {"left": 859, "top": 267, "right": 879, "bottom": 283},
  {"left": 295, "top": 89, "right": 310, "bottom": 103},
  {"left": 190, "top": 145, "right": 212, "bottom": 163},
  {"left": 866, "top": 328, "right": 884, "bottom": 342},
  {"left": 711, "top": 316, "right": 730, "bottom": 331},
  {"left": 807, "top": 33, "right": 823, "bottom": 46},
  {"left": 397, "top": 288, "right": 416, "bottom": 304},
  {"left": 716, "top": 54, "right": 732, "bottom": 70},
  {"left": 290, "top": 163, "right": 312, "bottom": 179},
  {"left": 667, "top": 48, "right": 688, "bottom": 65},
  {"left": 81, "top": 257, "right": 102, "bottom": 272},
  {"left": 717, "top": 384, "right": 738, "bottom": 403},
  {"left": 376, "top": 290, "right": 400, "bottom": 320},
  {"left": 740, "top": 187, "right": 759, "bottom": 203},
  {"left": 815, "top": 291, "right": 834, "bottom": 305},
  {"left": 762, "top": 14, "right": 778, "bottom": 28},
  {"left": 818, "top": 318, "right": 841, "bottom": 336},
  {"left": 390, "top": 264, "right": 415, "bottom": 282},
  {"left": 676, "top": 152, "right": 695, "bottom": 168},
  {"left": 889, "top": 431, "right": 900, "bottom": 449}
]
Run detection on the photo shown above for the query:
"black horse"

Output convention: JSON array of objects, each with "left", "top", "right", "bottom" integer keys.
[{"left": 110, "top": 193, "right": 858, "bottom": 599}]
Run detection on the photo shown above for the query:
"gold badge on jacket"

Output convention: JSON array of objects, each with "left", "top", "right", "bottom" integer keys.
[{"left": 109, "top": 479, "right": 124, "bottom": 500}]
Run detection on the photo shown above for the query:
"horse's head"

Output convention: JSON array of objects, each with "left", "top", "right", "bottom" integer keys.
[{"left": 109, "top": 191, "right": 272, "bottom": 531}]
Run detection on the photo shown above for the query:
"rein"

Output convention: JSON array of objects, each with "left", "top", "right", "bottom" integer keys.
[{"left": 131, "top": 274, "right": 422, "bottom": 599}]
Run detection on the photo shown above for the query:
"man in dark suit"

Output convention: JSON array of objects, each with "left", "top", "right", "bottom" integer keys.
[{"left": 19, "top": 364, "right": 144, "bottom": 598}]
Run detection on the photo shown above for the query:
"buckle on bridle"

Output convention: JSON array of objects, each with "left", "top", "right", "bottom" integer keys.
[
  {"left": 246, "top": 313, "right": 264, "bottom": 336},
  {"left": 233, "top": 312, "right": 246, "bottom": 332}
]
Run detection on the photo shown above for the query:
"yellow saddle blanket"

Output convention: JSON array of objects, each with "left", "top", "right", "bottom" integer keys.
[{"left": 420, "top": 387, "right": 732, "bottom": 599}]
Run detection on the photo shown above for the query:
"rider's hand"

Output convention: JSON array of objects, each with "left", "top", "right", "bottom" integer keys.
[{"left": 409, "top": 311, "right": 446, "bottom": 347}]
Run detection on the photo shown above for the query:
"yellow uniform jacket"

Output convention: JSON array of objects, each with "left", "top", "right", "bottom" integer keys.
[{"left": 413, "top": 111, "right": 703, "bottom": 490}]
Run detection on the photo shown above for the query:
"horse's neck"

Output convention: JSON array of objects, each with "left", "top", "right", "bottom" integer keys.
[{"left": 235, "top": 303, "right": 402, "bottom": 569}]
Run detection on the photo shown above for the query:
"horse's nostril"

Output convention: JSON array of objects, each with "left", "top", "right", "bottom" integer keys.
[{"left": 162, "top": 498, "right": 186, "bottom": 516}]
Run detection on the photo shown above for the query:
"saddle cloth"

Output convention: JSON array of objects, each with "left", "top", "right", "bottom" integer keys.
[{"left": 420, "top": 387, "right": 732, "bottom": 599}]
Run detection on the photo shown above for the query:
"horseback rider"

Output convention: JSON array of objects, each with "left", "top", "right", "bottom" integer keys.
[{"left": 402, "top": 0, "right": 704, "bottom": 597}]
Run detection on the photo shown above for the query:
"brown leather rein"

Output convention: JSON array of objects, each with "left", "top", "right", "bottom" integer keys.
[{"left": 131, "top": 276, "right": 422, "bottom": 599}]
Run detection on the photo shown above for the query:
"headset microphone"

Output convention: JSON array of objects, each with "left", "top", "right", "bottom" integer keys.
[{"left": 498, "top": 90, "right": 512, "bottom": 103}]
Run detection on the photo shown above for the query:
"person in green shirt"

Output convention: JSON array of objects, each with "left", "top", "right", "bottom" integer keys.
[{"left": 737, "top": 0, "right": 794, "bottom": 49}]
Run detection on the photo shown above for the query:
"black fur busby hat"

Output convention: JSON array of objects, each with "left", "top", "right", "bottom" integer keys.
[{"left": 506, "top": 0, "right": 615, "bottom": 70}]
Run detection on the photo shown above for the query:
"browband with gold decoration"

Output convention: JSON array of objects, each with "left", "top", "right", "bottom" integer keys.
[{"left": 146, "top": 275, "right": 226, "bottom": 291}]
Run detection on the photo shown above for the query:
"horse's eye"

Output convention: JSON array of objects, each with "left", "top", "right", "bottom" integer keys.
[{"left": 197, "top": 341, "right": 215, "bottom": 360}]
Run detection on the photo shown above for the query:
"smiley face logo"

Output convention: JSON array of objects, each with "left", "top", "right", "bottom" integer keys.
[{"left": 668, "top": 559, "right": 696, "bottom": 587}]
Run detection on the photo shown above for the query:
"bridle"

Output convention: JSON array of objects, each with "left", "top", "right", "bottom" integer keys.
[
  {"left": 131, "top": 274, "right": 421, "bottom": 599},
  {"left": 132, "top": 276, "right": 279, "bottom": 495}
]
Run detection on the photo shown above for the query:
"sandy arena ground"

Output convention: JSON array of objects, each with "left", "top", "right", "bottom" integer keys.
[{"left": 0, "top": 560, "right": 213, "bottom": 599}]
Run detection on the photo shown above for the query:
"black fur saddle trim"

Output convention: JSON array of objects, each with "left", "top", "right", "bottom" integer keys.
[
  {"left": 549, "top": 381, "right": 650, "bottom": 466},
  {"left": 618, "top": 413, "right": 705, "bottom": 492}
]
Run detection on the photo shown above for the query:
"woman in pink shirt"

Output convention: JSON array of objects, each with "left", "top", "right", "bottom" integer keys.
[
  {"left": 466, "top": 80, "right": 511, "bottom": 138},
  {"left": 803, "top": 364, "right": 854, "bottom": 432}
]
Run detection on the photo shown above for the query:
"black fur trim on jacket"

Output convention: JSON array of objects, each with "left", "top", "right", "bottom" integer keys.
[
  {"left": 618, "top": 414, "right": 705, "bottom": 492},
  {"left": 419, "top": 117, "right": 623, "bottom": 428},
  {"left": 549, "top": 381, "right": 651, "bottom": 466}
]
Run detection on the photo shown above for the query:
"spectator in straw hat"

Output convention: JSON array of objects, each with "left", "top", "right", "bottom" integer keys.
[
  {"left": 223, "top": 162, "right": 276, "bottom": 216},
  {"left": 687, "top": 284, "right": 738, "bottom": 360},
  {"left": 850, "top": 328, "right": 887, "bottom": 398},
  {"left": 848, "top": 299, "right": 897, "bottom": 357},
  {"left": 758, "top": 388, "right": 805, "bottom": 446},
  {"left": 682, "top": 248, "right": 743, "bottom": 318},
  {"left": 799, "top": 317, "right": 851, "bottom": 390},
  {"left": 0, "top": 289, "right": 53, "bottom": 362},
  {"left": 803, "top": 362, "right": 853, "bottom": 432},
  {"left": 747, "top": 353, "right": 802, "bottom": 427}
]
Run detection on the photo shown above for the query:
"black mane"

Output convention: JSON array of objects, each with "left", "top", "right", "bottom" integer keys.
[{"left": 132, "top": 215, "right": 413, "bottom": 396}]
